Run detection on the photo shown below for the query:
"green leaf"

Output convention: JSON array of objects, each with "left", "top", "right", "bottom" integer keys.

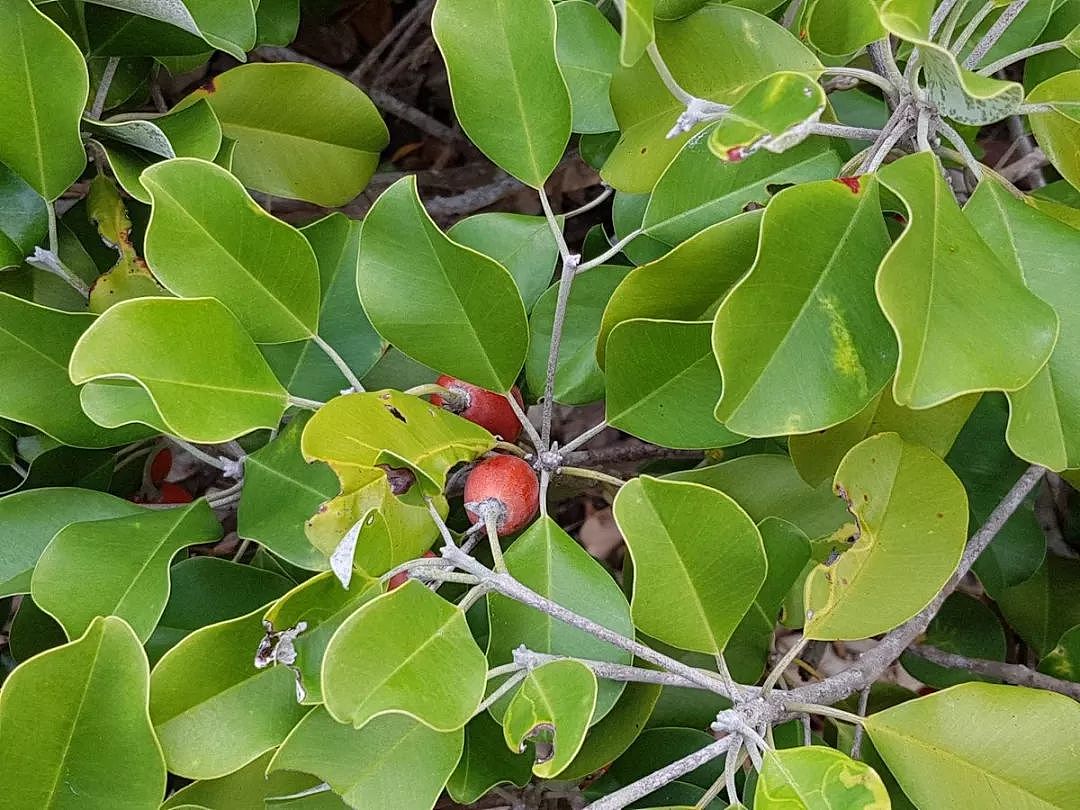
[
  {"left": 447, "top": 213, "right": 559, "bottom": 312},
  {"left": 0, "top": 0, "right": 88, "bottom": 200},
  {"left": 613, "top": 475, "right": 766, "bottom": 654},
  {"left": 83, "top": 0, "right": 257, "bottom": 59},
  {"left": 755, "top": 746, "right": 889, "bottom": 809},
  {"left": 526, "top": 265, "right": 630, "bottom": 405},
  {"left": 271, "top": 707, "right": 463, "bottom": 810},
  {"left": 0, "top": 293, "right": 147, "bottom": 447},
  {"left": 605, "top": 319, "right": 744, "bottom": 449},
  {"left": 0, "top": 162, "right": 48, "bottom": 270},
  {"left": 262, "top": 569, "right": 383, "bottom": 704},
  {"left": 1039, "top": 624, "right": 1080, "bottom": 682},
  {"left": 556, "top": 0, "right": 620, "bottom": 133},
  {"left": 32, "top": 499, "right": 221, "bottom": 641},
  {"left": 357, "top": 176, "right": 528, "bottom": 392},
  {"left": 322, "top": 580, "right": 487, "bottom": 732},
  {"left": 77, "top": 380, "right": 171, "bottom": 435},
  {"left": 503, "top": 660, "right": 598, "bottom": 778},
  {"left": 708, "top": 72, "right": 826, "bottom": 161},
  {"left": 899, "top": 592, "right": 1007, "bottom": 688},
  {"left": 448, "top": 712, "right": 533, "bottom": 804},
  {"left": 996, "top": 557, "right": 1080, "bottom": 656},
  {"left": 598, "top": 210, "right": 762, "bottom": 364},
  {"left": 0, "top": 616, "right": 165, "bottom": 808},
  {"left": 142, "top": 157, "right": 321, "bottom": 343},
  {"left": 877, "top": 152, "right": 1058, "bottom": 408},
  {"left": 588, "top": 727, "right": 725, "bottom": 801},
  {"left": 621, "top": 0, "right": 656, "bottom": 66},
  {"left": 255, "top": 0, "right": 300, "bottom": 46},
  {"left": 602, "top": 5, "right": 821, "bottom": 192},
  {"left": 487, "top": 517, "right": 634, "bottom": 720},
  {"left": 0, "top": 487, "right": 145, "bottom": 597},
  {"left": 69, "top": 297, "right": 290, "bottom": 442},
  {"left": 8, "top": 596, "right": 67, "bottom": 663},
  {"left": 803, "top": 0, "right": 885, "bottom": 56},
  {"left": 804, "top": 433, "right": 969, "bottom": 641},
  {"left": 433, "top": 0, "right": 571, "bottom": 187},
  {"left": 964, "top": 180, "right": 1080, "bottom": 471},
  {"left": 238, "top": 412, "right": 338, "bottom": 571},
  {"left": 713, "top": 177, "right": 895, "bottom": 437},
  {"left": 181, "top": 63, "right": 388, "bottom": 205},
  {"left": 865, "top": 683, "right": 1080, "bottom": 809},
  {"left": 150, "top": 607, "right": 309, "bottom": 779},
  {"left": 642, "top": 134, "right": 839, "bottom": 247}
]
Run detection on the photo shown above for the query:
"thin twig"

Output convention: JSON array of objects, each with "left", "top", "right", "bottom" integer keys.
[
  {"left": 90, "top": 57, "right": 120, "bottom": 120},
  {"left": 850, "top": 687, "right": 871, "bottom": 759},
  {"left": 586, "top": 738, "right": 734, "bottom": 810},
  {"left": 311, "top": 334, "right": 365, "bottom": 392},
  {"left": 964, "top": 0, "right": 1030, "bottom": 69},
  {"left": 907, "top": 645, "right": 1080, "bottom": 700},
  {"left": 978, "top": 40, "right": 1066, "bottom": 75}
]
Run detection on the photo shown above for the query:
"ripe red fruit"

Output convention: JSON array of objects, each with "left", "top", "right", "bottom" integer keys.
[
  {"left": 158, "top": 482, "right": 193, "bottom": 504},
  {"left": 149, "top": 448, "right": 172, "bottom": 486},
  {"left": 430, "top": 375, "right": 524, "bottom": 442},
  {"left": 388, "top": 550, "right": 438, "bottom": 590},
  {"left": 464, "top": 455, "right": 539, "bottom": 536}
]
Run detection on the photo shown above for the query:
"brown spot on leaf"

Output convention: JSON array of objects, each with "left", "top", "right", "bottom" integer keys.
[{"left": 835, "top": 176, "right": 861, "bottom": 194}]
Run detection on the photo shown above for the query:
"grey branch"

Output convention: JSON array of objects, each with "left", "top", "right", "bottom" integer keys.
[
  {"left": 964, "top": 0, "right": 1031, "bottom": 69},
  {"left": 999, "top": 148, "right": 1049, "bottom": 182},
  {"left": 908, "top": 645, "right": 1080, "bottom": 701}
]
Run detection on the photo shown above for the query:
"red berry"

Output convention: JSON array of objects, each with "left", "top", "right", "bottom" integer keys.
[
  {"left": 149, "top": 448, "right": 172, "bottom": 486},
  {"left": 158, "top": 482, "right": 193, "bottom": 504},
  {"left": 388, "top": 550, "right": 438, "bottom": 591},
  {"left": 431, "top": 375, "right": 525, "bottom": 442},
  {"left": 464, "top": 455, "right": 539, "bottom": 536}
]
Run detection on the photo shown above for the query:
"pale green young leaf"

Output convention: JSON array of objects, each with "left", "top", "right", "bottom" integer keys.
[
  {"left": 0, "top": 162, "right": 48, "bottom": 270},
  {"left": 755, "top": 746, "right": 889, "bottom": 809},
  {"left": 708, "top": 72, "right": 826, "bottom": 161},
  {"left": 621, "top": 0, "right": 656, "bottom": 66}
]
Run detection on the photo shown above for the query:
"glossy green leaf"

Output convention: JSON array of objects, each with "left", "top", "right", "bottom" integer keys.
[
  {"left": 142, "top": 157, "right": 321, "bottom": 343},
  {"left": 1039, "top": 624, "right": 1080, "bottom": 682},
  {"left": 271, "top": 707, "right": 463, "bottom": 810},
  {"left": 83, "top": 0, "right": 256, "bottom": 59},
  {"left": 755, "top": 746, "right": 889, "bottom": 809},
  {"left": 605, "top": 319, "right": 743, "bottom": 449},
  {"left": 877, "top": 152, "right": 1057, "bottom": 408},
  {"left": 150, "top": 607, "right": 309, "bottom": 779},
  {"left": 0, "top": 162, "right": 48, "bottom": 270},
  {"left": 598, "top": 211, "right": 761, "bottom": 364},
  {"left": 708, "top": 72, "right": 826, "bottom": 161},
  {"left": 899, "top": 592, "right": 1007, "bottom": 688},
  {"left": 0, "top": 487, "right": 144, "bottom": 597},
  {"left": 0, "top": 618, "right": 164, "bottom": 807},
  {"left": 612, "top": 190, "right": 672, "bottom": 264},
  {"left": 643, "top": 134, "right": 839, "bottom": 247},
  {"left": 433, "top": 0, "right": 571, "bottom": 187},
  {"left": 357, "top": 177, "right": 529, "bottom": 391},
  {"left": 8, "top": 596, "right": 67, "bottom": 663},
  {"left": 965, "top": 180, "right": 1080, "bottom": 471},
  {"left": 32, "top": 499, "right": 221, "bottom": 641},
  {"left": 255, "top": 0, "right": 300, "bottom": 46},
  {"left": 181, "top": 63, "right": 388, "bottom": 206},
  {"left": 805, "top": 433, "right": 968, "bottom": 640},
  {"left": 503, "top": 660, "right": 597, "bottom": 778},
  {"left": 713, "top": 177, "right": 895, "bottom": 437},
  {"left": 996, "top": 557, "right": 1080, "bottom": 656},
  {"left": 803, "top": 0, "right": 884, "bottom": 56},
  {"left": 77, "top": 379, "right": 171, "bottom": 435},
  {"left": 865, "top": 683, "right": 1080, "bottom": 809},
  {"left": 1029, "top": 73, "right": 1080, "bottom": 189},
  {"left": 0, "top": 0, "right": 88, "bottom": 200},
  {"left": 487, "top": 517, "right": 634, "bottom": 720},
  {"left": 621, "top": 0, "right": 656, "bottom": 66},
  {"left": 0, "top": 293, "right": 147, "bottom": 447},
  {"left": 69, "top": 297, "right": 290, "bottom": 442},
  {"left": 322, "top": 581, "right": 487, "bottom": 732},
  {"left": 556, "top": 0, "right": 620, "bottom": 133},
  {"left": 238, "top": 413, "right": 338, "bottom": 571},
  {"left": 603, "top": 5, "right": 821, "bottom": 192},
  {"left": 614, "top": 476, "right": 766, "bottom": 653},
  {"left": 447, "top": 711, "right": 533, "bottom": 804}
]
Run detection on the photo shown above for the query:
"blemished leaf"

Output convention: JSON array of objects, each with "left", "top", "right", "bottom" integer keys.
[
  {"left": 357, "top": 176, "right": 529, "bottom": 392},
  {"left": 271, "top": 707, "right": 464, "bottom": 810},
  {"left": 503, "top": 660, "right": 598, "bottom": 778},
  {"left": 0, "top": 162, "right": 48, "bottom": 270},
  {"left": 449, "top": 712, "right": 533, "bottom": 803},
  {"left": 0, "top": 616, "right": 166, "bottom": 809},
  {"left": 83, "top": 0, "right": 256, "bottom": 60},
  {"left": 899, "top": 592, "right": 1007, "bottom": 688},
  {"left": 526, "top": 265, "right": 631, "bottom": 405},
  {"left": 262, "top": 569, "right": 383, "bottom": 704},
  {"left": 433, "top": 0, "right": 571, "bottom": 188},
  {"left": 0, "top": 293, "right": 148, "bottom": 448},
  {"left": 642, "top": 134, "right": 840, "bottom": 247},
  {"left": 1039, "top": 624, "right": 1080, "bottom": 682},
  {"left": 150, "top": 607, "right": 310, "bottom": 779},
  {"left": 708, "top": 72, "right": 826, "bottom": 161},
  {"left": 996, "top": 556, "right": 1080, "bottom": 656},
  {"left": 755, "top": 746, "right": 890, "bottom": 809},
  {"left": 181, "top": 63, "right": 389, "bottom": 206},
  {"left": 0, "top": 0, "right": 88, "bottom": 200},
  {"left": 964, "top": 180, "right": 1080, "bottom": 471},
  {"left": 238, "top": 413, "right": 338, "bottom": 571},
  {"left": 142, "top": 157, "right": 321, "bottom": 343},
  {"left": 877, "top": 152, "right": 1058, "bottom": 408},
  {"left": 69, "top": 297, "right": 290, "bottom": 443},
  {"left": 804, "top": 433, "right": 969, "bottom": 641},
  {"left": 605, "top": 319, "right": 744, "bottom": 449},
  {"left": 1029, "top": 71, "right": 1080, "bottom": 190},
  {"left": 598, "top": 210, "right": 762, "bottom": 365},
  {"left": 556, "top": 1, "right": 620, "bottom": 134},
  {"left": 713, "top": 177, "right": 896, "bottom": 437},
  {"left": 613, "top": 476, "right": 766, "bottom": 654},
  {"left": 865, "top": 683, "right": 1080, "bottom": 809},
  {"left": 486, "top": 517, "right": 634, "bottom": 721},
  {"left": 0, "top": 487, "right": 144, "bottom": 597},
  {"left": 32, "top": 499, "right": 221, "bottom": 641},
  {"left": 621, "top": 0, "right": 656, "bottom": 66},
  {"left": 322, "top": 581, "right": 487, "bottom": 732},
  {"left": 602, "top": 5, "right": 821, "bottom": 192}
]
